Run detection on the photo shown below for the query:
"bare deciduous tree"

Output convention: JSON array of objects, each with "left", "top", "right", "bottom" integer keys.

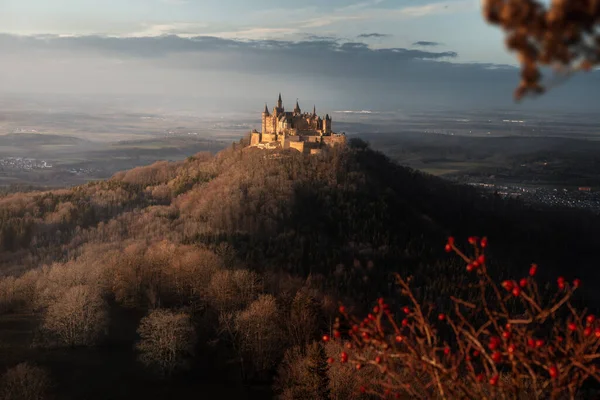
[
  {"left": 482, "top": 0, "right": 600, "bottom": 99},
  {"left": 0, "top": 363, "right": 51, "bottom": 400},
  {"left": 42, "top": 284, "right": 108, "bottom": 347},
  {"left": 136, "top": 308, "right": 196, "bottom": 377},
  {"left": 208, "top": 269, "right": 262, "bottom": 312},
  {"left": 234, "top": 294, "right": 284, "bottom": 377}
]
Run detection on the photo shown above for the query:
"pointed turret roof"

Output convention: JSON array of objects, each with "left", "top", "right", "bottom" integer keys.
[
  {"left": 278, "top": 93, "right": 282, "bottom": 102},
  {"left": 294, "top": 98, "right": 301, "bottom": 113},
  {"left": 313, "top": 105, "right": 316, "bottom": 115},
  {"left": 263, "top": 103, "right": 270, "bottom": 115}
]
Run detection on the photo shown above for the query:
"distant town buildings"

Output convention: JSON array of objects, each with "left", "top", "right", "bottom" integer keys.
[{"left": 250, "top": 94, "right": 346, "bottom": 154}]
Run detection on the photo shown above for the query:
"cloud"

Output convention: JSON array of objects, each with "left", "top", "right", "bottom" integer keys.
[
  {"left": 0, "top": 33, "right": 457, "bottom": 61},
  {"left": 413, "top": 41, "right": 442, "bottom": 46},
  {"left": 0, "top": 33, "right": 598, "bottom": 112},
  {"left": 358, "top": 33, "right": 391, "bottom": 39},
  {"left": 304, "top": 34, "right": 340, "bottom": 41},
  {"left": 127, "top": 22, "right": 209, "bottom": 38},
  {"left": 159, "top": 0, "right": 189, "bottom": 4}
]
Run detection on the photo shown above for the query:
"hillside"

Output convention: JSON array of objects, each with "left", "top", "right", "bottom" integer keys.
[{"left": 1, "top": 138, "right": 599, "bottom": 398}]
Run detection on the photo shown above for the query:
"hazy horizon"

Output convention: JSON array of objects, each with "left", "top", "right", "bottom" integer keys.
[{"left": 1, "top": 0, "right": 599, "bottom": 114}]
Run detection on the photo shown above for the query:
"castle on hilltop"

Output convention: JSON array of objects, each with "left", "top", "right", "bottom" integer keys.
[{"left": 250, "top": 94, "right": 346, "bottom": 154}]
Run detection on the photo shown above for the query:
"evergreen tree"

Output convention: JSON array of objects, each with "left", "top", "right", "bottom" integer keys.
[{"left": 305, "top": 342, "right": 331, "bottom": 400}]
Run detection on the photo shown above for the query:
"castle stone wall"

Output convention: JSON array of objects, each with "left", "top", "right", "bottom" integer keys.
[
  {"left": 250, "top": 133, "right": 261, "bottom": 146},
  {"left": 261, "top": 133, "right": 277, "bottom": 143},
  {"left": 289, "top": 141, "right": 305, "bottom": 153}
]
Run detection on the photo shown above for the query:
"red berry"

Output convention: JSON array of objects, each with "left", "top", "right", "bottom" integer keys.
[
  {"left": 466, "top": 263, "right": 474, "bottom": 272},
  {"left": 492, "top": 351, "right": 502, "bottom": 363},
  {"left": 529, "top": 264, "right": 538, "bottom": 276},
  {"left": 339, "top": 305, "right": 346, "bottom": 313},
  {"left": 508, "top": 344, "right": 516, "bottom": 354},
  {"left": 502, "top": 331, "right": 511, "bottom": 340},
  {"left": 359, "top": 386, "right": 366, "bottom": 393},
  {"left": 472, "top": 261, "right": 480, "bottom": 269},
  {"left": 447, "top": 236, "right": 455, "bottom": 246},
  {"left": 501, "top": 280, "right": 514, "bottom": 291},
  {"left": 573, "top": 278, "right": 581, "bottom": 288},
  {"left": 549, "top": 365, "right": 558, "bottom": 379},
  {"left": 468, "top": 236, "right": 478, "bottom": 245},
  {"left": 375, "top": 356, "right": 382, "bottom": 364},
  {"left": 352, "top": 325, "right": 359, "bottom": 332},
  {"left": 438, "top": 313, "right": 446, "bottom": 321},
  {"left": 444, "top": 347, "right": 451, "bottom": 356},
  {"left": 595, "top": 328, "right": 600, "bottom": 338},
  {"left": 395, "top": 335, "right": 403, "bottom": 343},
  {"left": 558, "top": 276, "right": 565, "bottom": 290},
  {"left": 334, "top": 330, "right": 341, "bottom": 339},
  {"left": 373, "top": 306, "right": 380, "bottom": 313},
  {"left": 346, "top": 342, "right": 353, "bottom": 349},
  {"left": 476, "top": 373, "right": 484, "bottom": 382},
  {"left": 489, "top": 374, "right": 499, "bottom": 385},
  {"left": 586, "top": 315, "right": 595, "bottom": 325},
  {"left": 368, "top": 314, "right": 375, "bottom": 321},
  {"left": 340, "top": 351, "right": 348, "bottom": 363},
  {"left": 378, "top": 297, "right": 385, "bottom": 305},
  {"left": 519, "top": 278, "right": 528, "bottom": 288},
  {"left": 327, "top": 357, "right": 335, "bottom": 364},
  {"left": 356, "top": 363, "right": 362, "bottom": 370},
  {"left": 568, "top": 322, "right": 577, "bottom": 332},
  {"left": 527, "top": 338, "right": 536, "bottom": 348},
  {"left": 362, "top": 332, "right": 370, "bottom": 340},
  {"left": 489, "top": 337, "right": 501, "bottom": 350},
  {"left": 444, "top": 244, "right": 452, "bottom": 253},
  {"left": 584, "top": 327, "right": 593, "bottom": 337},
  {"left": 402, "top": 318, "right": 409, "bottom": 327},
  {"left": 322, "top": 335, "right": 330, "bottom": 342},
  {"left": 403, "top": 306, "right": 410, "bottom": 314},
  {"left": 512, "top": 287, "right": 521, "bottom": 297},
  {"left": 535, "top": 339, "right": 544, "bottom": 348},
  {"left": 480, "top": 237, "right": 488, "bottom": 248},
  {"left": 477, "top": 255, "right": 485, "bottom": 264},
  {"left": 473, "top": 350, "right": 480, "bottom": 357}
]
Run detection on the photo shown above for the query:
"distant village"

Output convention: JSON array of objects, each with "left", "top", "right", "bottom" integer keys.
[{"left": 0, "top": 157, "right": 52, "bottom": 171}]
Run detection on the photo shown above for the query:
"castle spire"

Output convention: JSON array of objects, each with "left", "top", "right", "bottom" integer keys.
[
  {"left": 277, "top": 93, "right": 283, "bottom": 109},
  {"left": 294, "top": 98, "right": 301, "bottom": 114},
  {"left": 263, "top": 103, "right": 269, "bottom": 115},
  {"left": 313, "top": 105, "right": 316, "bottom": 116}
]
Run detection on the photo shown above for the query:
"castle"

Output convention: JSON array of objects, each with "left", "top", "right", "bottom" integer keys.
[{"left": 250, "top": 94, "right": 346, "bottom": 154}]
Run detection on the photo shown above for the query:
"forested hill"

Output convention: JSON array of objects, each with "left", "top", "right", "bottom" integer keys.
[
  {"left": 1, "top": 137, "right": 600, "bottom": 399},
  {"left": 1, "top": 138, "right": 599, "bottom": 300}
]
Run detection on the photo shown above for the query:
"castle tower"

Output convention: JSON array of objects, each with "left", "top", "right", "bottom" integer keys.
[
  {"left": 324, "top": 114, "right": 332, "bottom": 134},
  {"left": 294, "top": 99, "right": 301, "bottom": 115},
  {"left": 313, "top": 105, "right": 316, "bottom": 116},
  {"left": 277, "top": 93, "right": 283, "bottom": 109},
  {"left": 262, "top": 103, "right": 269, "bottom": 134}
]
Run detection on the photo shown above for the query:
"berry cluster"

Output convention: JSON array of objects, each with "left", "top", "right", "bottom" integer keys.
[{"left": 327, "top": 237, "right": 600, "bottom": 399}]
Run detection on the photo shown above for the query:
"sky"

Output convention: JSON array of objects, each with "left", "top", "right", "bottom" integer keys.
[{"left": 0, "top": 0, "right": 598, "bottom": 113}]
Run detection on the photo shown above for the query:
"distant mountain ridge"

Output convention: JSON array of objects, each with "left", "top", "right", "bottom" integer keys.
[{"left": 0, "top": 133, "right": 89, "bottom": 146}]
